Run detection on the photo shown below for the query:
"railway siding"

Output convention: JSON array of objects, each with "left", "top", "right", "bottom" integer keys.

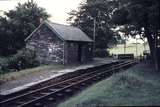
[
  {"left": 0, "top": 60, "right": 137, "bottom": 107},
  {"left": 0, "top": 58, "right": 117, "bottom": 96}
]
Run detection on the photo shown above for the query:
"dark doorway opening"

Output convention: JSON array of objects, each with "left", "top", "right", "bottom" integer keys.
[{"left": 78, "top": 44, "right": 82, "bottom": 62}]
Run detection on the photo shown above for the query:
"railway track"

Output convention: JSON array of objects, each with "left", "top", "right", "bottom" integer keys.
[
  {"left": 0, "top": 60, "right": 137, "bottom": 107},
  {"left": 0, "top": 61, "right": 120, "bottom": 100}
]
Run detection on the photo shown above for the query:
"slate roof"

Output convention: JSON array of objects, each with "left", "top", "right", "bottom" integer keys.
[{"left": 25, "top": 20, "right": 93, "bottom": 42}]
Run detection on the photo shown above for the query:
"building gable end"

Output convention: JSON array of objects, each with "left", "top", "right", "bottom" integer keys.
[
  {"left": 25, "top": 22, "right": 65, "bottom": 42},
  {"left": 44, "top": 22, "right": 65, "bottom": 41}
]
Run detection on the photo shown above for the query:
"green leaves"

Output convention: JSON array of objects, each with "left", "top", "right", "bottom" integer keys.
[
  {"left": 68, "top": 0, "right": 118, "bottom": 49},
  {"left": 0, "top": 1, "right": 50, "bottom": 56}
]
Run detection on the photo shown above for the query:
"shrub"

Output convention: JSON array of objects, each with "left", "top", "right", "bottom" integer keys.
[
  {"left": 94, "top": 49, "right": 109, "bottom": 57},
  {"left": 0, "top": 57, "right": 11, "bottom": 74},
  {"left": 1, "top": 49, "right": 40, "bottom": 73}
]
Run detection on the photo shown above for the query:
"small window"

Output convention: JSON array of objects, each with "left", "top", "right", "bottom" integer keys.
[
  {"left": 48, "top": 44, "right": 55, "bottom": 53},
  {"left": 48, "top": 48, "right": 52, "bottom": 53}
]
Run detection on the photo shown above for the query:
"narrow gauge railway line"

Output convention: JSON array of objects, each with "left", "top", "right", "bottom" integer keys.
[
  {"left": 0, "top": 60, "right": 137, "bottom": 107},
  {"left": 0, "top": 61, "right": 120, "bottom": 100}
]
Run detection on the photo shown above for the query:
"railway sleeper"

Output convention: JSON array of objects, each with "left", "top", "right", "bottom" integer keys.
[
  {"left": 62, "top": 83, "right": 72, "bottom": 86},
  {"left": 64, "top": 89, "right": 72, "bottom": 93},
  {"left": 56, "top": 93, "right": 63, "bottom": 97},
  {"left": 69, "top": 80, "right": 78, "bottom": 83},
  {"left": 40, "top": 92, "right": 51, "bottom": 95},
  {"left": 96, "top": 76, "right": 102, "bottom": 79},
  {"left": 30, "top": 93, "right": 46, "bottom": 98},
  {"left": 49, "top": 88, "right": 59, "bottom": 92},
  {"left": 34, "top": 102, "right": 43, "bottom": 107},
  {"left": 47, "top": 97, "right": 55, "bottom": 101},
  {"left": 32, "top": 96, "right": 41, "bottom": 99},
  {"left": 72, "top": 85, "right": 81, "bottom": 89},
  {"left": 52, "top": 85, "right": 65, "bottom": 89},
  {"left": 72, "top": 84, "right": 85, "bottom": 90},
  {"left": 15, "top": 101, "right": 26, "bottom": 105},
  {"left": 57, "top": 84, "right": 70, "bottom": 88},
  {"left": 92, "top": 77, "right": 99, "bottom": 81}
]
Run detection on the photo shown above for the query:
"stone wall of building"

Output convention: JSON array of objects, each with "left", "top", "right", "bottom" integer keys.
[
  {"left": 26, "top": 24, "right": 64, "bottom": 64},
  {"left": 81, "top": 42, "right": 93, "bottom": 62},
  {"left": 65, "top": 42, "right": 93, "bottom": 64},
  {"left": 65, "top": 42, "right": 79, "bottom": 64}
]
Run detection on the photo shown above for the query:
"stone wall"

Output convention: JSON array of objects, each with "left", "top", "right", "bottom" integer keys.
[
  {"left": 26, "top": 24, "right": 64, "bottom": 64},
  {"left": 65, "top": 42, "right": 93, "bottom": 64},
  {"left": 26, "top": 24, "right": 93, "bottom": 65},
  {"left": 66, "top": 42, "right": 79, "bottom": 64},
  {"left": 81, "top": 42, "right": 93, "bottom": 62}
]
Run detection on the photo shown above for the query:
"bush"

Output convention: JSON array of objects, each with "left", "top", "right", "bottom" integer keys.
[
  {"left": 94, "top": 49, "right": 109, "bottom": 57},
  {"left": 157, "top": 48, "right": 160, "bottom": 68},
  {"left": 1, "top": 49, "right": 40, "bottom": 73}
]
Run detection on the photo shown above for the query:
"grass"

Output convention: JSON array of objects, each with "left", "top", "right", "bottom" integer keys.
[
  {"left": 0, "top": 64, "right": 65, "bottom": 83},
  {"left": 0, "top": 61, "right": 89, "bottom": 83},
  {"left": 57, "top": 63, "right": 160, "bottom": 107},
  {"left": 0, "top": 55, "right": 67, "bottom": 83},
  {"left": 109, "top": 43, "right": 149, "bottom": 57}
]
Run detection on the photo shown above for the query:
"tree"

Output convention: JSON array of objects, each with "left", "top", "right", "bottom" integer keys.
[
  {"left": 112, "top": 0, "right": 160, "bottom": 71},
  {"left": 0, "top": 0, "right": 50, "bottom": 56},
  {"left": 0, "top": 17, "right": 15, "bottom": 55},
  {"left": 67, "top": 0, "right": 120, "bottom": 50}
]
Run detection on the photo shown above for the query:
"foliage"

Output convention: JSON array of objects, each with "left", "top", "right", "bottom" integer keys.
[
  {"left": 0, "top": 17, "right": 16, "bottom": 56},
  {"left": 111, "top": 0, "right": 160, "bottom": 71},
  {"left": 0, "top": 49, "right": 40, "bottom": 74},
  {"left": 0, "top": 0, "right": 50, "bottom": 56},
  {"left": 67, "top": 0, "right": 120, "bottom": 50},
  {"left": 94, "top": 49, "right": 109, "bottom": 57}
]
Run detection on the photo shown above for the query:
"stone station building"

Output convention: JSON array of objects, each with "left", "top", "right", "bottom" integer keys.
[{"left": 25, "top": 21, "right": 93, "bottom": 64}]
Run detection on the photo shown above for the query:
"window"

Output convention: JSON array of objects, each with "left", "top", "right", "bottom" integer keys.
[
  {"left": 48, "top": 44, "right": 55, "bottom": 53},
  {"left": 48, "top": 48, "right": 52, "bottom": 53}
]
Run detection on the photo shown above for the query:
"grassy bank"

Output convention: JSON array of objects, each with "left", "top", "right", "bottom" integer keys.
[
  {"left": 109, "top": 43, "right": 149, "bottom": 57},
  {"left": 58, "top": 63, "right": 160, "bottom": 107}
]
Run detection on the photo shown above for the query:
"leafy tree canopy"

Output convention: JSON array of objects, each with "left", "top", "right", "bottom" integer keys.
[
  {"left": 111, "top": 0, "right": 160, "bottom": 70},
  {"left": 0, "top": 0, "right": 50, "bottom": 56},
  {"left": 68, "top": 0, "right": 160, "bottom": 70},
  {"left": 68, "top": 0, "right": 120, "bottom": 49},
  {"left": 112, "top": 0, "right": 160, "bottom": 46}
]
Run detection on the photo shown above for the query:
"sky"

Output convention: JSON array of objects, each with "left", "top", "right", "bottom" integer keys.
[{"left": 0, "top": 0, "right": 84, "bottom": 24}]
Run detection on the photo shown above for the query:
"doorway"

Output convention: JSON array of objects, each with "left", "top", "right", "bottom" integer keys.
[{"left": 78, "top": 44, "right": 82, "bottom": 62}]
